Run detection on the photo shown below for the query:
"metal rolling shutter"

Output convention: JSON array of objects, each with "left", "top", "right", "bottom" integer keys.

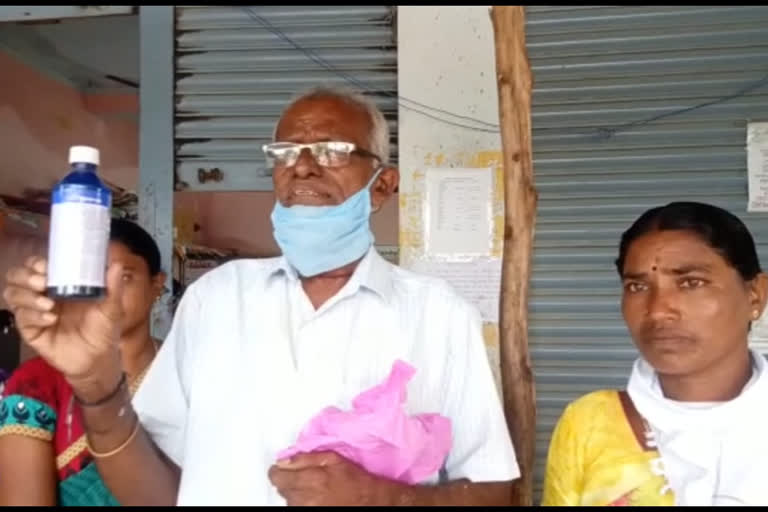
[
  {"left": 174, "top": 5, "right": 398, "bottom": 192},
  {"left": 525, "top": 5, "right": 768, "bottom": 498}
]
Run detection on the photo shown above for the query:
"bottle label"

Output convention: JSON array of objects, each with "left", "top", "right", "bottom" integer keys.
[
  {"left": 47, "top": 186, "right": 111, "bottom": 289},
  {"left": 52, "top": 184, "right": 109, "bottom": 205}
]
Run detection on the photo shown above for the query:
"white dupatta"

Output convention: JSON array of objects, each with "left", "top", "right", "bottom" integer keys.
[{"left": 627, "top": 350, "right": 768, "bottom": 506}]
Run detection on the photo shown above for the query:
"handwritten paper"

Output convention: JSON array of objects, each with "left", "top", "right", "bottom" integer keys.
[
  {"left": 747, "top": 122, "right": 768, "bottom": 212},
  {"left": 424, "top": 168, "right": 494, "bottom": 256},
  {"left": 410, "top": 259, "right": 501, "bottom": 323}
]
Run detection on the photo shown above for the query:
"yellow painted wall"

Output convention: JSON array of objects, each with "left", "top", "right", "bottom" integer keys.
[{"left": 398, "top": 6, "right": 505, "bottom": 389}]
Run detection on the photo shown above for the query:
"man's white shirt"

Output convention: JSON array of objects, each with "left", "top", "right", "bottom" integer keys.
[{"left": 133, "top": 248, "right": 519, "bottom": 505}]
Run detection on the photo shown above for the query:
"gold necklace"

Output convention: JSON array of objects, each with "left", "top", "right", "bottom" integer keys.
[{"left": 128, "top": 338, "right": 159, "bottom": 396}]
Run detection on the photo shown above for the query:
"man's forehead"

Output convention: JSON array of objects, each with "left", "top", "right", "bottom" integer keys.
[
  {"left": 276, "top": 97, "right": 370, "bottom": 136},
  {"left": 279, "top": 114, "right": 345, "bottom": 134}
]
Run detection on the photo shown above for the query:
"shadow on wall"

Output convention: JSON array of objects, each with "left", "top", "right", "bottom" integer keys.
[{"left": 0, "top": 51, "right": 139, "bottom": 198}]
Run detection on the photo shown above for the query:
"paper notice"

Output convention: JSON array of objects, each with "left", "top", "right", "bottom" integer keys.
[
  {"left": 747, "top": 122, "right": 768, "bottom": 212},
  {"left": 424, "top": 167, "right": 494, "bottom": 256},
  {"left": 410, "top": 259, "right": 501, "bottom": 323}
]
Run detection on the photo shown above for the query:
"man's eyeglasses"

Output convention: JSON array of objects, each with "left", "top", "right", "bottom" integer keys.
[{"left": 262, "top": 141, "right": 382, "bottom": 168}]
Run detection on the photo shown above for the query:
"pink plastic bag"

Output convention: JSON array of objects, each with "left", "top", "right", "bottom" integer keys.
[{"left": 277, "top": 360, "right": 452, "bottom": 484}]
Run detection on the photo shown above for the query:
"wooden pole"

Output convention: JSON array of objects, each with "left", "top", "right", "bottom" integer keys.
[{"left": 490, "top": 5, "right": 537, "bottom": 506}]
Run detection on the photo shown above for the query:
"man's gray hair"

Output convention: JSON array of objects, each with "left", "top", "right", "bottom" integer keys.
[{"left": 273, "top": 86, "right": 390, "bottom": 165}]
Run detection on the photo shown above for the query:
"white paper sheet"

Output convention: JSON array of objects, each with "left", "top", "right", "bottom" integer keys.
[
  {"left": 424, "top": 167, "right": 494, "bottom": 256},
  {"left": 747, "top": 122, "right": 768, "bottom": 212},
  {"left": 410, "top": 259, "right": 501, "bottom": 323}
]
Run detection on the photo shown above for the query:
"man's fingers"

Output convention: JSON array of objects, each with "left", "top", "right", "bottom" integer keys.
[
  {"left": 2, "top": 285, "right": 55, "bottom": 313},
  {"left": 25, "top": 256, "right": 47, "bottom": 275},
  {"left": 14, "top": 310, "right": 56, "bottom": 360},
  {"left": 5, "top": 266, "right": 47, "bottom": 293},
  {"left": 283, "top": 491, "right": 319, "bottom": 507},
  {"left": 276, "top": 451, "right": 343, "bottom": 470},
  {"left": 268, "top": 465, "right": 327, "bottom": 491},
  {"left": 15, "top": 307, "right": 58, "bottom": 328},
  {"left": 269, "top": 466, "right": 299, "bottom": 492}
]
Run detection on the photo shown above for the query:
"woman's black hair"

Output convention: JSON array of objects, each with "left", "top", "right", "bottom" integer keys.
[
  {"left": 615, "top": 201, "right": 762, "bottom": 281},
  {"left": 109, "top": 218, "right": 162, "bottom": 276}
]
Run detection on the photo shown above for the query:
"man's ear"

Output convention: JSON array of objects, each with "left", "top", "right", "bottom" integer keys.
[{"left": 371, "top": 166, "right": 399, "bottom": 212}]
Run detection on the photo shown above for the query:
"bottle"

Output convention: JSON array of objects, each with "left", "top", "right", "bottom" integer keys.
[{"left": 46, "top": 146, "right": 112, "bottom": 300}]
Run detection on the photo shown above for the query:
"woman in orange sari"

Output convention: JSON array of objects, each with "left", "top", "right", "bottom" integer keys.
[{"left": 0, "top": 219, "right": 166, "bottom": 505}]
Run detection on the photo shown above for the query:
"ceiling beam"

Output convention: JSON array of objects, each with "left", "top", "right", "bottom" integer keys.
[
  {"left": 0, "top": 22, "right": 133, "bottom": 91},
  {"left": 0, "top": 6, "right": 135, "bottom": 23}
]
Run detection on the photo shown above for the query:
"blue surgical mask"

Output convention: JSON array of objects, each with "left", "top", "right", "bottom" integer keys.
[{"left": 271, "top": 168, "right": 382, "bottom": 277}]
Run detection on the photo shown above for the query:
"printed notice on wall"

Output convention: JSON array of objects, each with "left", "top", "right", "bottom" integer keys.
[
  {"left": 747, "top": 122, "right": 768, "bottom": 212},
  {"left": 424, "top": 167, "right": 494, "bottom": 257},
  {"left": 410, "top": 259, "right": 501, "bottom": 323}
]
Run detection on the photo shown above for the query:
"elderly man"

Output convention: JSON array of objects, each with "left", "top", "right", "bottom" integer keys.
[{"left": 3, "top": 87, "right": 519, "bottom": 505}]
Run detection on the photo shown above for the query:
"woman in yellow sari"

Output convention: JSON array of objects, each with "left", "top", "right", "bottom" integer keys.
[{"left": 542, "top": 202, "right": 768, "bottom": 506}]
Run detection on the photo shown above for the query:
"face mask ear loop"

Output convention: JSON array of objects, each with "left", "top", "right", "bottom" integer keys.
[
  {"left": 367, "top": 166, "right": 384, "bottom": 189},
  {"left": 367, "top": 166, "right": 385, "bottom": 212}
]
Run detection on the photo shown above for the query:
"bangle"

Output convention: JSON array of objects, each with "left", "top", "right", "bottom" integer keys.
[
  {"left": 86, "top": 414, "right": 140, "bottom": 459},
  {"left": 74, "top": 373, "right": 127, "bottom": 407}
]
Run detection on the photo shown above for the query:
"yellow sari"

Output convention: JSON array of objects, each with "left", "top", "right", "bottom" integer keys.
[{"left": 542, "top": 390, "right": 675, "bottom": 506}]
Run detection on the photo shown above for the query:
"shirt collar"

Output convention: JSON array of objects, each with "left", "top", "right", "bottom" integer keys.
[{"left": 268, "top": 247, "right": 394, "bottom": 302}]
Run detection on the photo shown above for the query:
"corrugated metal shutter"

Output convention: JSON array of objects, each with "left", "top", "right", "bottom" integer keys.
[
  {"left": 174, "top": 5, "right": 398, "bottom": 191},
  {"left": 526, "top": 5, "right": 768, "bottom": 498}
]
